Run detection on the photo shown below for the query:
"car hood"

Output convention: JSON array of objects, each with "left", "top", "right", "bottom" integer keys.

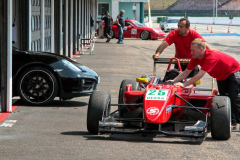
[
  {"left": 27, "top": 51, "right": 98, "bottom": 77},
  {"left": 165, "top": 23, "right": 178, "bottom": 28}
]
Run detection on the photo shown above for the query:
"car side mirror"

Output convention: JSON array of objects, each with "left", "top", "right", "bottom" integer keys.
[{"left": 131, "top": 25, "right": 134, "bottom": 28}]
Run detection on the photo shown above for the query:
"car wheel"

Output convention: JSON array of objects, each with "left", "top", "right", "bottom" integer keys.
[
  {"left": 87, "top": 91, "right": 111, "bottom": 134},
  {"left": 109, "top": 29, "right": 115, "bottom": 39},
  {"left": 211, "top": 96, "right": 231, "bottom": 140},
  {"left": 118, "top": 79, "right": 140, "bottom": 117},
  {"left": 17, "top": 66, "right": 58, "bottom": 105},
  {"left": 140, "top": 30, "right": 150, "bottom": 40}
]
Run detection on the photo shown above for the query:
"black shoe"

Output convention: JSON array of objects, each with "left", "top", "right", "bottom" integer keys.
[{"left": 106, "top": 38, "right": 110, "bottom": 42}]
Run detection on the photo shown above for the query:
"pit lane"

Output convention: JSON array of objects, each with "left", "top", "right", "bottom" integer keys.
[{"left": 0, "top": 23, "right": 240, "bottom": 160}]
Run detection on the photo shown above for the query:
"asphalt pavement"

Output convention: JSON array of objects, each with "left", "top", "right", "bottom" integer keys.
[{"left": 1, "top": 23, "right": 240, "bottom": 160}]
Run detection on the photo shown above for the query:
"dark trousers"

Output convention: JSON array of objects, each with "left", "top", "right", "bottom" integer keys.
[
  {"left": 175, "top": 64, "right": 199, "bottom": 78},
  {"left": 104, "top": 27, "right": 111, "bottom": 37},
  {"left": 217, "top": 71, "right": 240, "bottom": 125}
]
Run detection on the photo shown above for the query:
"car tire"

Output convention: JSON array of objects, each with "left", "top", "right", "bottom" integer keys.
[
  {"left": 87, "top": 91, "right": 111, "bottom": 134},
  {"left": 140, "top": 30, "right": 150, "bottom": 40},
  {"left": 211, "top": 96, "right": 231, "bottom": 140},
  {"left": 17, "top": 66, "right": 58, "bottom": 105},
  {"left": 109, "top": 29, "right": 115, "bottom": 39},
  {"left": 118, "top": 79, "right": 140, "bottom": 117}
]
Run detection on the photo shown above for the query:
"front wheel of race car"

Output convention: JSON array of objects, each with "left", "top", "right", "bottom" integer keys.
[
  {"left": 87, "top": 91, "right": 111, "bottom": 134},
  {"left": 118, "top": 79, "right": 140, "bottom": 117},
  {"left": 140, "top": 30, "right": 150, "bottom": 40},
  {"left": 211, "top": 96, "right": 231, "bottom": 140}
]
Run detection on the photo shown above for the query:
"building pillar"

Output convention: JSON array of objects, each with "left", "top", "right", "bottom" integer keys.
[
  {"left": 51, "top": 0, "right": 54, "bottom": 53},
  {"left": 112, "top": 0, "right": 119, "bottom": 21},
  {"left": 0, "top": 0, "right": 12, "bottom": 112},
  {"left": 63, "top": 0, "right": 68, "bottom": 57},
  {"left": 54, "top": 0, "right": 63, "bottom": 55},
  {"left": 73, "top": 0, "right": 77, "bottom": 55},
  {"left": 40, "top": 0, "right": 45, "bottom": 51},
  {"left": 68, "top": 0, "right": 73, "bottom": 57}
]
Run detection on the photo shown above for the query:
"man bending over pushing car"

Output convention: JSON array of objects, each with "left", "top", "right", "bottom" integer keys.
[
  {"left": 168, "top": 38, "right": 240, "bottom": 129},
  {"left": 153, "top": 18, "right": 210, "bottom": 77}
]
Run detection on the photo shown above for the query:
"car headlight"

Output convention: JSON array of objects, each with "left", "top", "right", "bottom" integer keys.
[{"left": 62, "top": 59, "right": 82, "bottom": 72}]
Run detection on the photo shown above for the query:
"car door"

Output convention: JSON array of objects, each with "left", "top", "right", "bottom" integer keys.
[{"left": 123, "top": 21, "right": 133, "bottom": 38}]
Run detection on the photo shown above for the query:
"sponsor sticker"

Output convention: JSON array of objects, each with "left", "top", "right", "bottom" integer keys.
[
  {"left": 145, "top": 90, "right": 168, "bottom": 101},
  {"left": 131, "top": 29, "right": 137, "bottom": 35},
  {"left": 146, "top": 107, "right": 159, "bottom": 115},
  {"left": 166, "top": 106, "right": 172, "bottom": 113}
]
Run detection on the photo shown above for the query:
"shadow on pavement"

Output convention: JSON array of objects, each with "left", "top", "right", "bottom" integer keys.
[
  {"left": 61, "top": 131, "right": 203, "bottom": 145},
  {"left": 61, "top": 131, "right": 91, "bottom": 136}
]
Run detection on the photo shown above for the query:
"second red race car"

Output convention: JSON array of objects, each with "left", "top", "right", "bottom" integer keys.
[{"left": 97, "top": 19, "right": 166, "bottom": 40}]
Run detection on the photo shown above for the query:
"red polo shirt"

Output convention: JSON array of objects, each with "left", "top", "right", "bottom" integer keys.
[
  {"left": 164, "top": 29, "right": 205, "bottom": 58},
  {"left": 187, "top": 49, "right": 240, "bottom": 80}
]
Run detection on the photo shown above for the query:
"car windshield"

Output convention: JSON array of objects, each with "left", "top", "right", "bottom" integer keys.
[
  {"left": 167, "top": 19, "right": 179, "bottom": 23},
  {"left": 134, "top": 21, "right": 144, "bottom": 27}
]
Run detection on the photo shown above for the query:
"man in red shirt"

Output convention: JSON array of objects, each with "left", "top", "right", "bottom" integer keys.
[
  {"left": 170, "top": 38, "right": 240, "bottom": 128},
  {"left": 153, "top": 18, "right": 210, "bottom": 77}
]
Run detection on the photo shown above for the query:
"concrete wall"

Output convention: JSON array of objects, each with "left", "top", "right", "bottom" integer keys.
[{"left": 119, "top": 2, "right": 133, "bottom": 19}]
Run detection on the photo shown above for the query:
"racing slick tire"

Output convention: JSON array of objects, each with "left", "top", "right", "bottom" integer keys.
[
  {"left": 118, "top": 79, "right": 140, "bottom": 117},
  {"left": 109, "top": 29, "right": 115, "bottom": 39},
  {"left": 17, "top": 66, "right": 59, "bottom": 106},
  {"left": 211, "top": 96, "right": 231, "bottom": 140},
  {"left": 140, "top": 30, "right": 150, "bottom": 40},
  {"left": 87, "top": 91, "right": 111, "bottom": 134}
]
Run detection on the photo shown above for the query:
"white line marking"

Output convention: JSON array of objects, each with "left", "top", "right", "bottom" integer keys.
[{"left": 0, "top": 120, "right": 17, "bottom": 127}]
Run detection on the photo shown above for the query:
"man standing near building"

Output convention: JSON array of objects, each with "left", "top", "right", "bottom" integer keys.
[
  {"left": 116, "top": 10, "right": 125, "bottom": 44},
  {"left": 101, "top": 11, "right": 113, "bottom": 42},
  {"left": 168, "top": 38, "right": 240, "bottom": 129},
  {"left": 153, "top": 18, "right": 210, "bottom": 77}
]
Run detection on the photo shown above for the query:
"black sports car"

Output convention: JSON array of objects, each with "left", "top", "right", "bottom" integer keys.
[{"left": 12, "top": 47, "right": 99, "bottom": 105}]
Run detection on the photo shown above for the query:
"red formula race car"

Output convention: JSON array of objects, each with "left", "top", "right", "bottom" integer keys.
[
  {"left": 87, "top": 58, "right": 231, "bottom": 141},
  {"left": 97, "top": 19, "right": 166, "bottom": 40}
]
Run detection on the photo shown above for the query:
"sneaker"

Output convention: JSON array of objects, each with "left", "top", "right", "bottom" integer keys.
[
  {"left": 118, "top": 42, "right": 124, "bottom": 44},
  {"left": 106, "top": 39, "right": 110, "bottom": 42}
]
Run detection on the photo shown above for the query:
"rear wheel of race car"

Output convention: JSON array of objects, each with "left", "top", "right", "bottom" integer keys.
[
  {"left": 109, "top": 29, "right": 115, "bottom": 39},
  {"left": 140, "top": 30, "right": 150, "bottom": 40},
  {"left": 211, "top": 96, "right": 231, "bottom": 140},
  {"left": 17, "top": 66, "right": 58, "bottom": 105},
  {"left": 87, "top": 91, "right": 111, "bottom": 134},
  {"left": 118, "top": 79, "right": 140, "bottom": 117}
]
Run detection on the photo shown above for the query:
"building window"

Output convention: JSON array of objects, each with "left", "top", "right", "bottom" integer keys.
[
  {"left": 31, "top": 41, "right": 35, "bottom": 51},
  {"left": 32, "top": 0, "right": 35, "bottom": 6},
  {"left": 98, "top": 3, "right": 109, "bottom": 16},
  {"left": 31, "top": 16, "right": 35, "bottom": 31},
  {"left": 38, "top": 39, "right": 41, "bottom": 51}
]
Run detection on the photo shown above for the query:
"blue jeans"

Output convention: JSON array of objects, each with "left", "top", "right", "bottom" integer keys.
[{"left": 118, "top": 26, "right": 123, "bottom": 42}]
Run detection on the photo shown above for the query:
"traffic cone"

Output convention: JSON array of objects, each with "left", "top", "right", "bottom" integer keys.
[
  {"left": 227, "top": 27, "right": 230, "bottom": 33},
  {"left": 194, "top": 25, "right": 197, "bottom": 30},
  {"left": 207, "top": 25, "right": 209, "bottom": 30},
  {"left": 210, "top": 27, "right": 213, "bottom": 33}
]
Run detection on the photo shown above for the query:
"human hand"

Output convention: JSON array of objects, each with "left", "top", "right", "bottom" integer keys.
[
  {"left": 152, "top": 53, "right": 160, "bottom": 59},
  {"left": 174, "top": 82, "right": 184, "bottom": 87},
  {"left": 166, "top": 80, "right": 174, "bottom": 83}
]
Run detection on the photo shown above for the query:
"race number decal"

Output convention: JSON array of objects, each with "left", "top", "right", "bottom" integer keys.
[
  {"left": 131, "top": 29, "right": 137, "bottom": 35},
  {"left": 145, "top": 90, "right": 168, "bottom": 101}
]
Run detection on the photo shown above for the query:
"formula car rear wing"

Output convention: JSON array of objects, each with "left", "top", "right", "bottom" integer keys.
[{"left": 153, "top": 58, "right": 190, "bottom": 76}]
